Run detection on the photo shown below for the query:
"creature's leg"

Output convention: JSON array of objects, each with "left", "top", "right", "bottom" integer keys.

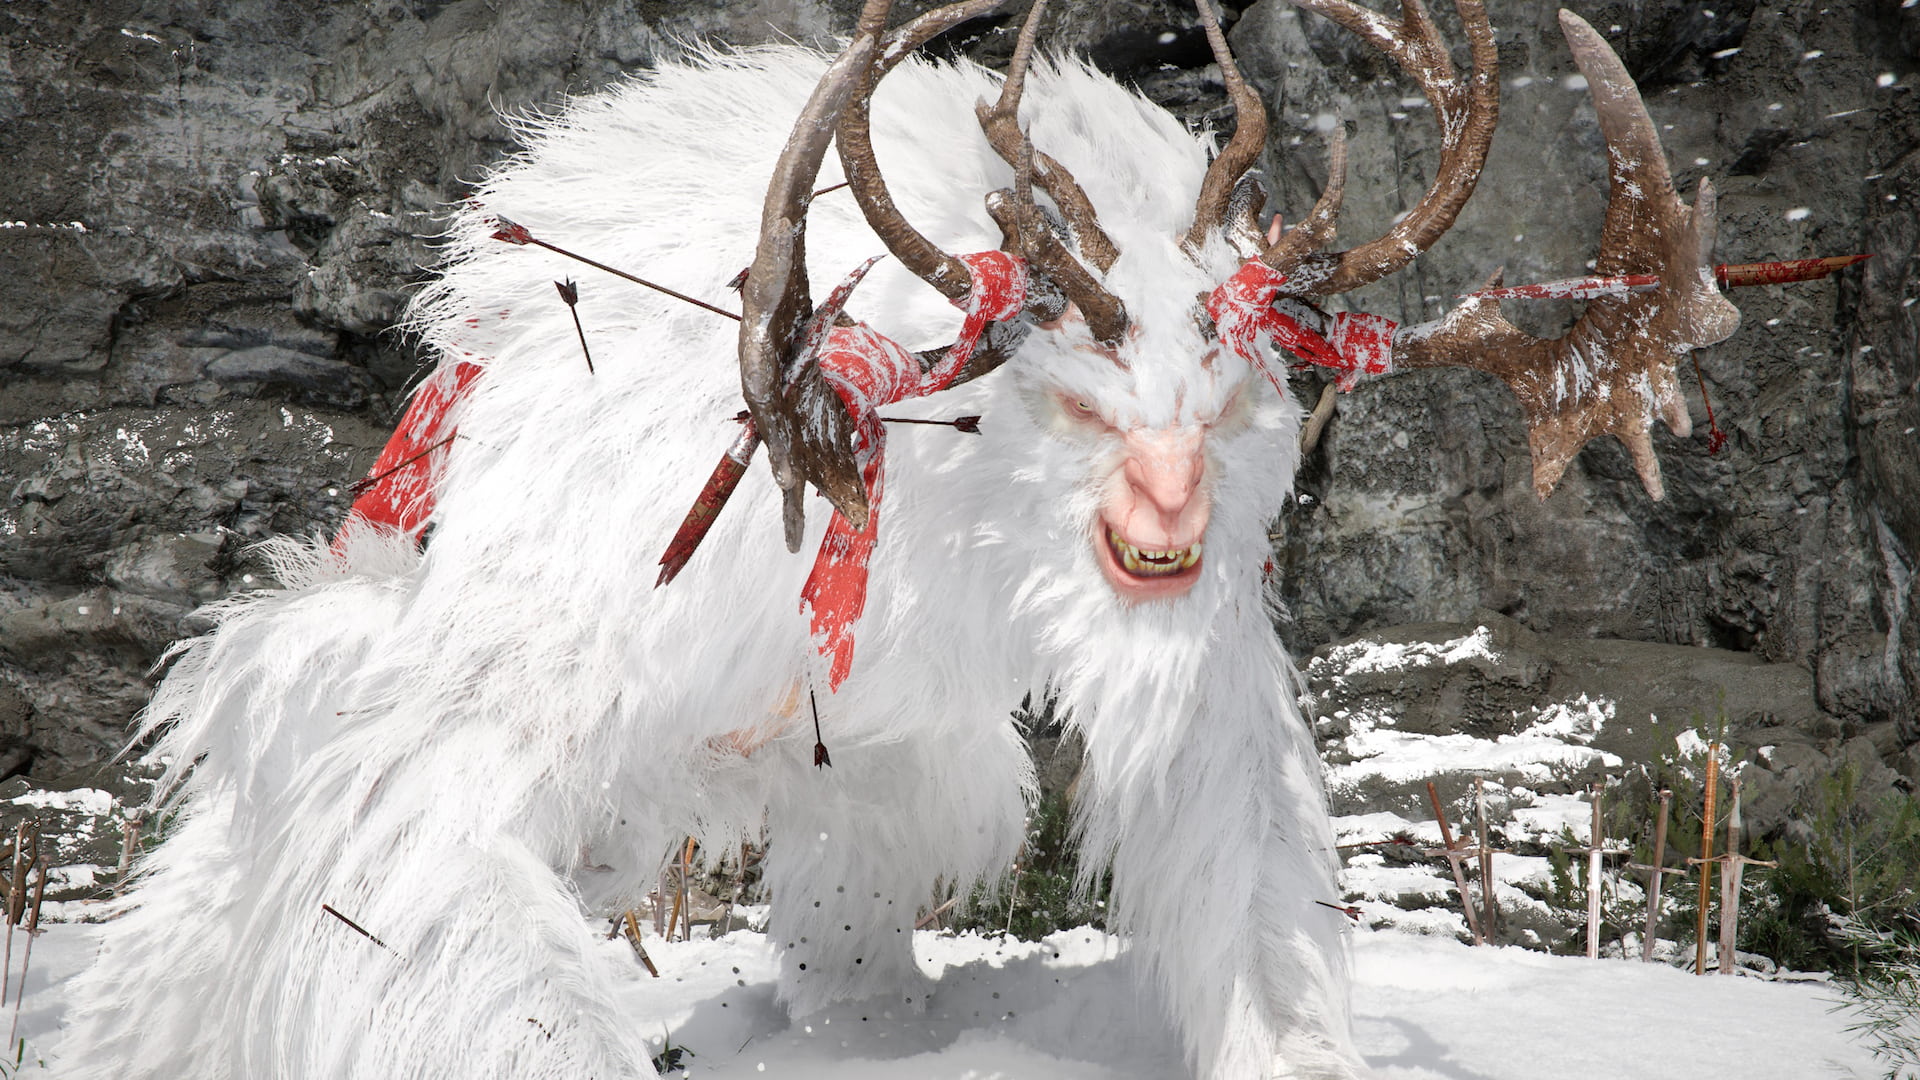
[
  {"left": 1074, "top": 657, "right": 1360, "bottom": 1080},
  {"left": 65, "top": 724, "right": 664, "bottom": 1080},
  {"left": 760, "top": 722, "right": 1029, "bottom": 1017}
]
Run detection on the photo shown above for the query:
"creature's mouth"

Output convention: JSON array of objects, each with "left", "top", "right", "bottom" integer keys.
[{"left": 1096, "top": 523, "right": 1204, "bottom": 601}]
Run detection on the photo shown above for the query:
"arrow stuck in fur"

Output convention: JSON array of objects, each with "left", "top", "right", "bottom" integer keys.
[{"left": 491, "top": 217, "right": 742, "bottom": 322}]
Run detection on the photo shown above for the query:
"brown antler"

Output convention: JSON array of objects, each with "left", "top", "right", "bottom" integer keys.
[
  {"left": 971, "top": 0, "right": 1129, "bottom": 345},
  {"left": 1391, "top": 11, "right": 1741, "bottom": 499},
  {"left": 1185, "top": 0, "right": 1496, "bottom": 295},
  {"left": 1275, "top": 0, "right": 1499, "bottom": 295},
  {"left": 740, "top": 1, "right": 890, "bottom": 548},
  {"left": 746, "top": 0, "right": 1047, "bottom": 543},
  {"left": 1184, "top": 0, "right": 1268, "bottom": 256},
  {"left": 835, "top": 0, "right": 1008, "bottom": 303}
]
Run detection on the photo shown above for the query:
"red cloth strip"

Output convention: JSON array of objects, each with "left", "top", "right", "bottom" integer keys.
[
  {"left": 335, "top": 359, "right": 484, "bottom": 547},
  {"left": 801, "top": 251, "right": 1028, "bottom": 688},
  {"left": 1206, "top": 259, "right": 1398, "bottom": 391}
]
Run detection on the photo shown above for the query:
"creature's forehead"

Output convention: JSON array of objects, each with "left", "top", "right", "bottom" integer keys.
[{"left": 1043, "top": 235, "right": 1253, "bottom": 429}]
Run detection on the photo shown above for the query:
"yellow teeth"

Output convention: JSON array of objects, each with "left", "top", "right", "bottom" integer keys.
[{"left": 1107, "top": 528, "right": 1202, "bottom": 578}]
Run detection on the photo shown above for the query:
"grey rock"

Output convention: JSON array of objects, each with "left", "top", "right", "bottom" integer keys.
[
  {"left": 101, "top": 533, "right": 225, "bottom": 608},
  {"left": 0, "top": 0, "right": 1912, "bottom": 797},
  {"left": 205, "top": 346, "right": 374, "bottom": 406}
]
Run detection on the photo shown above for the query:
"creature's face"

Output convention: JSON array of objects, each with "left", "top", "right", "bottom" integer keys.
[{"left": 1015, "top": 250, "right": 1274, "bottom": 605}]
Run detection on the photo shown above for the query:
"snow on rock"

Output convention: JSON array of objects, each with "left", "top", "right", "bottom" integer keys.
[
  {"left": 1313, "top": 625, "right": 1501, "bottom": 679},
  {"left": 1323, "top": 693, "right": 1620, "bottom": 792},
  {"left": 7, "top": 788, "right": 114, "bottom": 817}
]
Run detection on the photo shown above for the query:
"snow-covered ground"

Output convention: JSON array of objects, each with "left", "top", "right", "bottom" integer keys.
[
  {"left": 5, "top": 623, "right": 1888, "bottom": 1076},
  {"left": 12, "top": 918, "right": 1875, "bottom": 1077}
]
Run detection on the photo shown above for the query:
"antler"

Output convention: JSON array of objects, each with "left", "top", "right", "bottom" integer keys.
[
  {"left": 747, "top": 0, "right": 1151, "bottom": 546},
  {"left": 971, "top": 0, "right": 1130, "bottom": 345},
  {"left": 740, "top": 2, "right": 890, "bottom": 548},
  {"left": 1186, "top": 0, "right": 1497, "bottom": 296},
  {"left": 1392, "top": 11, "right": 1740, "bottom": 499},
  {"left": 1191, "top": 4, "right": 1738, "bottom": 500}
]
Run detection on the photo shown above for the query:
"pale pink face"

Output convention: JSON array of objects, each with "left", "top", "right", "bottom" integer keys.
[
  {"left": 1036, "top": 306, "right": 1254, "bottom": 605},
  {"left": 1092, "top": 419, "right": 1211, "bottom": 602},
  {"left": 1049, "top": 375, "right": 1245, "bottom": 604}
]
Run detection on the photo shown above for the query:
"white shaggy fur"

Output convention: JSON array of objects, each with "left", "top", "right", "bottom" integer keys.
[{"left": 59, "top": 47, "right": 1357, "bottom": 1079}]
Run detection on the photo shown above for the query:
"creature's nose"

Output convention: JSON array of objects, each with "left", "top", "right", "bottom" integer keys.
[{"left": 1122, "top": 427, "right": 1206, "bottom": 527}]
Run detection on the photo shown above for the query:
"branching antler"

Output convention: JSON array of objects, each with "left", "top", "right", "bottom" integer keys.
[
  {"left": 1187, "top": 0, "right": 1497, "bottom": 295},
  {"left": 1393, "top": 12, "right": 1740, "bottom": 498},
  {"left": 740, "top": 4, "right": 887, "bottom": 547},
  {"left": 971, "top": 0, "right": 1129, "bottom": 346},
  {"left": 1190, "top": 2, "right": 1740, "bottom": 499},
  {"left": 747, "top": 0, "right": 1149, "bottom": 544}
]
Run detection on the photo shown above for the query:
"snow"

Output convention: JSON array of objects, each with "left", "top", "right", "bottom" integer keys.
[
  {"left": 1324, "top": 696, "right": 1619, "bottom": 792},
  {"left": 12, "top": 923, "right": 1878, "bottom": 1077},
  {"left": 7, "top": 789, "right": 114, "bottom": 817},
  {"left": 9, "top": 617, "right": 1889, "bottom": 1075}
]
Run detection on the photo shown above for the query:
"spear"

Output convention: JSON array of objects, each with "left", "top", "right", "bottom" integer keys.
[
  {"left": 1461, "top": 274, "right": 1658, "bottom": 300},
  {"left": 655, "top": 424, "right": 761, "bottom": 588},
  {"left": 1458, "top": 254, "right": 1870, "bottom": 300},
  {"left": 1692, "top": 743, "right": 1721, "bottom": 975},
  {"left": 1714, "top": 254, "right": 1870, "bottom": 289},
  {"left": 1691, "top": 777, "right": 1778, "bottom": 976}
]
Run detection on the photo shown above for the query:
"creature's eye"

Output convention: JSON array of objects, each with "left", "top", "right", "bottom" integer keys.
[
  {"left": 1052, "top": 392, "right": 1098, "bottom": 419},
  {"left": 1047, "top": 393, "right": 1109, "bottom": 434}
]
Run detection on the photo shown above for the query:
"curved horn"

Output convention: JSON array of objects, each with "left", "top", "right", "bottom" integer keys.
[
  {"left": 1184, "top": 0, "right": 1269, "bottom": 254},
  {"left": 974, "top": 0, "right": 1130, "bottom": 346},
  {"left": 1267, "top": 0, "right": 1500, "bottom": 295}
]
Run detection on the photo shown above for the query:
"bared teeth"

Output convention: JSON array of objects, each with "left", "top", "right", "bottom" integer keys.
[{"left": 1107, "top": 527, "right": 1202, "bottom": 578}]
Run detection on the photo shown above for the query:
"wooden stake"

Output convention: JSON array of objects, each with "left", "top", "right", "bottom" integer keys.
[
  {"left": 622, "top": 910, "right": 660, "bottom": 977},
  {"left": 1694, "top": 744, "right": 1720, "bottom": 976},
  {"left": 2, "top": 824, "right": 30, "bottom": 1007},
  {"left": 8, "top": 858, "right": 45, "bottom": 1044},
  {"left": 1630, "top": 789, "right": 1675, "bottom": 962},
  {"left": 1718, "top": 778, "right": 1743, "bottom": 975},
  {"left": 1475, "top": 779, "right": 1498, "bottom": 942},
  {"left": 1685, "top": 777, "right": 1775, "bottom": 976},
  {"left": 1424, "top": 781, "right": 1482, "bottom": 945},
  {"left": 664, "top": 837, "right": 695, "bottom": 943},
  {"left": 914, "top": 896, "right": 959, "bottom": 931},
  {"left": 116, "top": 814, "right": 144, "bottom": 898},
  {"left": 679, "top": 836, "right": 695, "bottom": 941}
]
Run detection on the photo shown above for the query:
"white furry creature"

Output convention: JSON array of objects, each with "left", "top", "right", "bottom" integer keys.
[{"left": 58, "top": 1, "right": 1738, "bottom": 1077}]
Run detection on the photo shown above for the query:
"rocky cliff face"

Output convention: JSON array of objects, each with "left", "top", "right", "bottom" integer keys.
[{"left": 1, "top": 0, "right": 1913, "bottom": 789}]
